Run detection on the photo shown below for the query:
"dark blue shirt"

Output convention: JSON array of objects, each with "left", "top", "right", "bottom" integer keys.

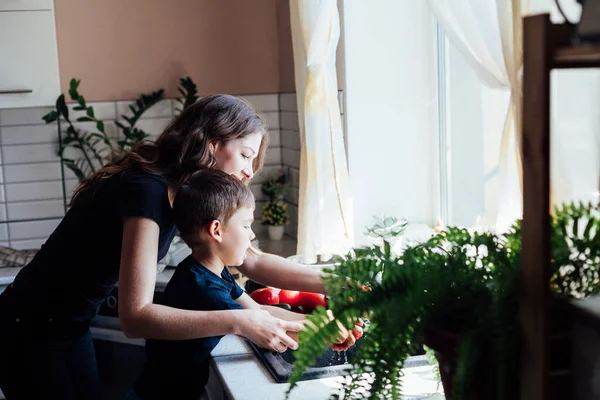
[
  {"left": 134, "top": 255, "right": 244, "bottom": 400},
  {"left": 1, "top": 172, "right": 177, "bottom": 322}
]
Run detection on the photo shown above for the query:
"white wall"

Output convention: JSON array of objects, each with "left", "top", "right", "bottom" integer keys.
[{"left": 341, "top": 0, "right": 438, "bottom": 245}]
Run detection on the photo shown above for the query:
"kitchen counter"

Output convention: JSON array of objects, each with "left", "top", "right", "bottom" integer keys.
[
  {"left": 0, "top": 267, "right": 22, "bottom": 286},
  {"left": 0, "top": 234, "right": 288, "bottom": 292},
  {"left": 209, "top": 336, "right": 445, "bottom": 400},
  {"left": 0, "top": 266, "right": 177, "bottom": 294}
]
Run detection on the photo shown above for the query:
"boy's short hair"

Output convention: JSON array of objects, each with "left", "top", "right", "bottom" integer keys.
[{"left": 173, "top": 169, "right": 254, "bottom": 246}]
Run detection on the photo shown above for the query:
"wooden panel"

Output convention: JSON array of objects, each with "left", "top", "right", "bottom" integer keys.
[
  {"left": 521, "top": 14, "right": 552, "bottom": 400},
  {"left": 553, "top": 46, "right": 600, "bottom": 69}
]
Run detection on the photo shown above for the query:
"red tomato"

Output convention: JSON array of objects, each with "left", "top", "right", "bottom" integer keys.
[
  {"left": 279, "top": 290, "right": 300, "bottom": 308},
  {"left": 297, "top": 292, "right": 327, "bottom": 312},
  {"left": 250, "top": 288, "right": 280, "bottom": 305}
]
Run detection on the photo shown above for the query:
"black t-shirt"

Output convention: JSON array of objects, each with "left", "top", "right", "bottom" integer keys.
[
  {"left": 2, "top": 171, "right": 177, "bottom": 322},
  {"left": 134, "top": 255, "right": 244, "bottom": 400}
]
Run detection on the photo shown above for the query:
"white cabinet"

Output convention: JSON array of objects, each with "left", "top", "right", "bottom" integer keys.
[
  {"left": 0, "top": 10, "right": 60, "bottom": 109},
  {"left": 0, "top": 0, "right": 53, "bottom": 11}
]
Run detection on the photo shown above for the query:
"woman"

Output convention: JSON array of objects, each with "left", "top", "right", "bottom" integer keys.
[{"left": 0, "top": 95, "right": 349, "bottom": 400}]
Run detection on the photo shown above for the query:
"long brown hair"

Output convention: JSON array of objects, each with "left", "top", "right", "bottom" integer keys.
[{"left": 70, "top": 94, "right": 269, "bottom": 205}]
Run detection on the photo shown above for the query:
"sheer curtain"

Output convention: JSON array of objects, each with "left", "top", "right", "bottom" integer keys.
[
  {"left": 289, "top": 0, "right": 353, "bottom": 263},
  {"left": 426, "top": 0, "right": 529, "bottom": 231}
]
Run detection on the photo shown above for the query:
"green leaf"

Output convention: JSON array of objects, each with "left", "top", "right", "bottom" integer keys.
[
  {"left": 96, "top": 120, "right": 105, "bottom": 133},
  {"left": 73, "top": 105, "right": 85, "bottom": 111},
  {"left": 68, "top": 78, "right": 80, "bottom": 101},
  {"left": 56, "top": 94, "right": 69, "bottom": 122},
  {"left": 86, "top": 107, "right": 95, "bottom": 118},
  {"left": 42, "top": 110, "right": 58, "bottom": 124},
  {"left": 76, "top": 116, "right": 94, "bottom": 122}
]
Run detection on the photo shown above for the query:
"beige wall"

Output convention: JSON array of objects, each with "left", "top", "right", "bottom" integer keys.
[
  {"left": 54, "top": 0, "right": 290, "bottom": 101},
  {"left": 54, "top": 0, "right": 345, "bottom": 101}
]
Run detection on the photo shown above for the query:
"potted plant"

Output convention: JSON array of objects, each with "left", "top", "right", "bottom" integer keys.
[
  {"left": 262, "top": 201, "right": 289, "bottom": 240},
  {"left": 287, "top": 201, "right": 600, "bottom": 400},
  {"left": 261, "top": 170, "right": 289, "bottom": 240},
  {"left": 42, "top": 77, "right": 199, "bottom": 181}
]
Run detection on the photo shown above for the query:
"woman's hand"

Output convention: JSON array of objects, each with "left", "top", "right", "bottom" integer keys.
[{"left": 236, "top": 309, "right": 304, "bottom": 353}]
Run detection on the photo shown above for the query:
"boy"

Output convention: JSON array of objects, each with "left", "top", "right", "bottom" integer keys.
[{"left": 130, "top": 169, "right": 306, "bottom": 400}]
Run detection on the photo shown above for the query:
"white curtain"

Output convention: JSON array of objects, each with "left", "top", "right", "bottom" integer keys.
[
  {"left": 289, "top": 0, "right": 353, "bottom": 263},
  {"left": 425, "top": 0, "right": 529, "bottom": 232},
  {"left": 428, "top": 0, "right": 600, "bottom": 229}
]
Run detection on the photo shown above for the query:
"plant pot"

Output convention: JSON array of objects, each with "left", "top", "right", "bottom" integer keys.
[
  {"left": 423, "top": 328, "right": 504, "bottom": 400},
  {"left": 267, "top": 225, "right": 285, "bottom": 240}
]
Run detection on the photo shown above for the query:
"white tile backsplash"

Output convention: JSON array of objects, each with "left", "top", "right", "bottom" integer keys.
[
  {"left": 253, "top": 165, "right": 284, "bottom": 185},
  {"left": 0, "top": 224, "right": 8, "bottom": 242},
  {"left": 116, "top": 99, "right": 173, "bottom": 119},
  {"left": 288, "top": 203, "right": 298, "bottom": 225},
  {"left": 250, "top": 183, "right": 264, "bottom": 202},
  {"left": 4, "top": 162, "right": 62, "bottom": 183},
  {"left": 11, "top": 238, "right": 46, "bottom": 250},
  {"left": 280, "top": 112, "right": 299, "bottom": 131},
  {"left": 264, "top": 147, "right": 281, "bottom": 166},
  {"left": 5, "top": 181, "right": 63, "bottom": 202},
  {"left": 0, "top": 92, "right": 300, "bottom": 245},
  {"left": 263, "top": 112, "right": 280, "bottom": 131},
  {"left": 134, "top": 117, "right": 172, "bottom": 138},
  {"left": 67, "top": 101, "right": 117, "bottom": 121},
  {"left": 285, "top": 186, "right": 299, "bottom": 206},
  {"left": 285, "top": 222, "right": 298, "bottom": 239},
  {"left": 281, "top": 129, "right": 301, "bottom": 151},
  {"left": 7, "top": 200, "right": 64, "bottom": 220},
  {"left": 2, "top": 143, "right": 57, "bottom": 164},
  {"left": 282, "top": 148, "right": 300, "bottom": 169},
  {"left": 1, "top": 124, "right": 59, "bottom": 145},
  {"left": 241, "top": 95, "right": 279, "bottom": 112},
  {"left": 267, "top": 130, "right": 280, "bottom": 147},
  {"left": 72, "top": 121, "right": 118, "bottom": 139},
  {"left": 65, "top": 179, "right": 79, "bottom": 198},
  {"left": 0, "top": 107, "right": 53, "bottom": 126},
  {"left": 288, "top": 167, "right": 300, "bottom": 188},
  {"left": 279, "top": 93, "right": 297, "bottom": 112},
  {"left": 9, "top": 218, "right": 61, "bottom": 240}
]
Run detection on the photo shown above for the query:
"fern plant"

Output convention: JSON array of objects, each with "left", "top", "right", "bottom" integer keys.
[{"left": 288, "top": 201, "right": 600, "bottom": 400}]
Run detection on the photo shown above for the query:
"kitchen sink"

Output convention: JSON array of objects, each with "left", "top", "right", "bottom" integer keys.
[
  {"left": 249, "top": 340, "right": 356, "bottom": 383},
  {"left": 249, "top": 334, "right": 430, "bottom": 383}
]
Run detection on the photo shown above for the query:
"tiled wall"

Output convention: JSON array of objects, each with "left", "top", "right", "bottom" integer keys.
[
  {"left": 0, "top": 92, "right": 345, "bottom": 248},
  {"left": 279, "top": 92, "right": 345, "bottom": 239},
  {"left": 0, "top": 94, "right": 283, "bottom": 249}
]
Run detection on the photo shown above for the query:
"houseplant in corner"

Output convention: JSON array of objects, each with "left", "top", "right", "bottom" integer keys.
[
  {"left": 287, "top": 201, "right": 600, "bottom": 400},
  {"left": 261, "top": 170, "right": 289, "bottom": 240},
  {"left": 42, "top": 76, "right": 200, "bottom": 181}
]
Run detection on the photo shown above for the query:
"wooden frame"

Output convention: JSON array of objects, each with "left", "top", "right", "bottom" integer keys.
[{"left": 521, "top": 14, "right": 600, "bottom": 400}]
